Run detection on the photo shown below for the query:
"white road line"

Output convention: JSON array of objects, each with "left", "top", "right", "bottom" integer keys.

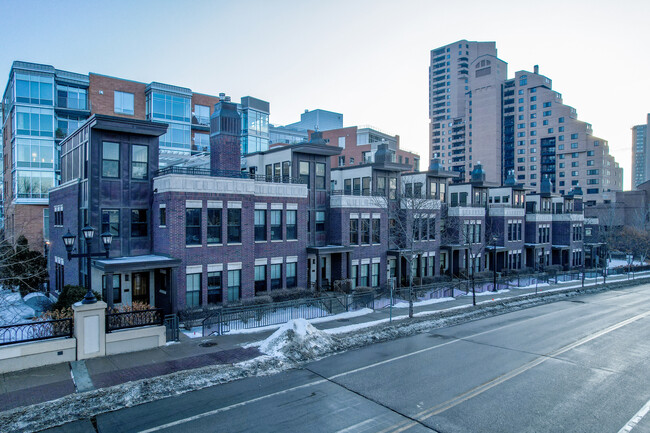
[
  {"left": 136, "top": 303, "right": 644, "bottom": 432},
  {"left": 618, "top": 397, "right": 650, "bottom": 433},
  {"left": 336, "top": 417, "right": 378, "bottom": 433}
]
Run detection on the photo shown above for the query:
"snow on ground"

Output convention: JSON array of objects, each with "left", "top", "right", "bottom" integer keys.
[
  {"left": 256, "top": 319, "right": 336, "bottom": 361},
  {"left": 393, "top": 297, "right": 455, "bottom": 308},
  {"left": 515, "top": 282, "right": 550, "bottom": 290},
  {"left": 608, "top": 259, "right": 645, "bottom": 269},
  {"left": 181, "top": 327, "right": 203, "bottom": 338},
  {"left": 0, "top": 290, "right": 35, "bottom": 325}
]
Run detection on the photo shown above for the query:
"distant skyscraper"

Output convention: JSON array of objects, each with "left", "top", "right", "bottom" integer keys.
[
  {"left": 429, "top": 40, "right": 623, "bottom": 202},
  {"left": 632, "top": 114, "right": 650, "bottom": 188}
]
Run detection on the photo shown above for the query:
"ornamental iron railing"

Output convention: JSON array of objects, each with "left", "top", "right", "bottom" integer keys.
[
  {"left": 0, "top": 318, "right": 73, "bottom": 346},
  {"left": 105, "top": 308, "right": 164, "bottom": 333}
]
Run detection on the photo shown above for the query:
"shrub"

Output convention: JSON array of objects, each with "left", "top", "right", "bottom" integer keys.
[
  {"left": 52, "top": 285, "right": 102, "bottom": 311},
  {"left": 268, "top": 288, "right": 314, "bottom": 303},
  {"left": 241, "top": 295, "right": 272, "bottom": 306},
  {"left": 352, "top": 286, "right": 373, "bottom": 294}
]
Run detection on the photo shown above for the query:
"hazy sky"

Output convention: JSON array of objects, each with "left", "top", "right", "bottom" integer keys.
[{"left": 1, "top": 0, "right": 648, "bottom": 189}]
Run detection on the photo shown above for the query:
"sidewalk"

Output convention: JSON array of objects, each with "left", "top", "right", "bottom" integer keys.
[{"left": 1, "top": 271, "right": 648, "bottom": 414}]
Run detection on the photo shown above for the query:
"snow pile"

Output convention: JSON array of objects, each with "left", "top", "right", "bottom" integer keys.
[
  {"left": 0, "top": 290, "right": 35, "bottom": 325},
  {"left": 393, "top": 297, "right": 454, "bottom": 309},
  {"left": 258, "top": 319, "right": 337, "bottom": 361}
]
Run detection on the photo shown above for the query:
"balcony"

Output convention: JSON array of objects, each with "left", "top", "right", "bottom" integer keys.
[{"left": 154, "top": 166, "right": 304, "bottom": 184}]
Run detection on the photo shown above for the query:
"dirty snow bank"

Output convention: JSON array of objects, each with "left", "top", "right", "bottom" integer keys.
[{"left": 257, "top": 319, "right": 337, "bottom": 361}]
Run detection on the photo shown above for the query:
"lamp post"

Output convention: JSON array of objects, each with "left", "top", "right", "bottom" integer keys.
[
  {"left": 491, "top": 235, "right": 498, "bottom": 292},
  {"left": 62, "top": 226, "right": 113, "bottom": 304}
]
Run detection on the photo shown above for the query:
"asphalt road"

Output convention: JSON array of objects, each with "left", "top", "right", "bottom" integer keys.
[{"left": 68, "top": 285, "right": 650, "bottom": 432}]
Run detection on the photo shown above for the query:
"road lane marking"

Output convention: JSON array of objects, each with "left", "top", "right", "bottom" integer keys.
[
  {"left": 618, "top": 397, "right": 650, "bottom": 433},
  {"left": 336, "top": 417, "right": 378, "bottom": 433},
  {"left": 382, "top": 309, "right": 650, "bottom": 432},
  {"left": 137, "top": 304, "right": 640, "bottom": 432}
]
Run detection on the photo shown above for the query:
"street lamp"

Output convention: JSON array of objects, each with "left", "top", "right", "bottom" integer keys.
[
  {"left": 491, "top": 235, "right": 498, "bottom": 292},
  {"left": 62, "top": 226, "right": 113, "bottom": 304}
]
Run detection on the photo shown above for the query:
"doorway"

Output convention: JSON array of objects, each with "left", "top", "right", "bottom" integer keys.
[{"left": 132, "top": 272, "right": 150, "bottom": 304}]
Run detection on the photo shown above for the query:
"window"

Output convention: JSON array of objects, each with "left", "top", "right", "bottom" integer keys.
[
  {"left": 193, "top": 104, "right": 210, "bottom": 126},
  {"left": 15, "top": 73, "right": 53, "bottom": 105},
  {"left": 131, "top": 210, "right": 148, "bottom": 237},
  {"left": 361, "top": 219, "right": 370, "bottom": 244},
  {"left": 338, "top": 136, "right": 346, "bottom": 148},
  {"left": 587, "top": 150, "right": 595, "bottom": 156},
  {"left": 114, "top": 91, "right": 134, "bottom": 115},
  {"left": 363, "top": 177, "right": 371, "bottom": 196},
  {"left": 207, "top": 272, "right": 222, "bottom": 304},
  {"left": 54, "top": 205, "right": 64, "bottom": 226},
  {"left": 359, "top": 264, "right": 369, "bottom": 287},
  {"left": 254, "top": 210, "right": 267, "bottom": 241},
  {"left": 286, "top": 210, "right": 297, "bottom": 239},
  {"left": 159, "top": 206, "right": 166, "bottom": 227},
  {"left": 271, "top": 210, "right": 282, "bottom": 240},
  {"left": 571, "top": 143, "right": 578, "bottom": 149},
  {"left": 102, "top": 142, "right": 120, "bottom": 178},
  {"left": 572, "top": 161, "right": 579, "bottom": 167},
  {"left": 299, "top": 161, "right": 310, "bottom": 184},
  {"left": 338, "top": 156, "right": 345, "bottom": 167},
  {"left": 57, "top": 85, "right": 87, "bottom": 110},
  {"left": 372, "top": 219, "right": 380, "bottom": 244},
  {"left": 186, "top": 273, "right": 201, "bottom": 307},
  {"left": 571, "top": 133, "right": 578, "bottom": 139},
  {"left": 428, "top": 217, "right": 436, "bottom": 240},
  {"left": 255, "top": 265, "right": 266, "bottom": 293},
  {"left": 227, "top": 209, "right": 241, "bottom": 243},
  {"left": 270, "top": 264, "right": 282, "bottom": 290},
  {"left": 185, "top": 208, "right": 201, "bottom": 245},
  {"left": 350, "top": 219, "right": 359, "bottom": 244},
  {"left": 207, "top": 208, "right": 222, "bottom": 243},
  {"left": 316, "top": 211, "right": 325, "bottom": 232},
  {"left": 131, "top": 145, "right": 148, "bottom": 179},
  {"left": 286, "top": 263, "right": 297, "bottom": 288},
  {"left": 344, "top": 179, "right": 352, "bottom": 195},
  {"left": 372, "top": 263, "right": 379, "bottom": 287},
  {"left": 101, "top": 209, "right": 119, "bottom": 237},
  {"left": 102, "top": 274, "right": 121, "bottom": 304},
  {"left": 227, "top": 270, "right": 240, "bottom": 302}
]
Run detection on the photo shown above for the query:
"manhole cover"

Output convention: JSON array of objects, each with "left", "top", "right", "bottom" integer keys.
[
  {"left": 337, "top": 319, "right": 350, "bottom": 322},
  {"left": 199, "top": 341, "right": 218, "bottom": 347}
]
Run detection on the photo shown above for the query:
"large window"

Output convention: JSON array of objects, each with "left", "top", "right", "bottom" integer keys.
[
  {"left": 254, "top": 265, "right": 267, "bottom": 293},
  {"left": 351, "top": 265, "right": 358, "bottom": 288},
  {"left": 16, "top": 106, "right": 53, "bottom": 137},
  {"left": 286, "top": 263, "right": 297, "bottom": 288},
  {"left": 227, "top": 209, "right": 241, "bottom": 243},
  {"left": 350, "top": 219, "right": 359, "bottom": 244},
  {"left": 372, "top": 219, "right": 380, "bottom": 243},
  {"left": 15, "top": 73, "right": 53, "bottom": 105},
  {"left": 56, "top": 116, "right": 84, "bottom": 139},
  {"left": 57, "top": 85, "right": 87, "bottom": 110},
  {"left": 102, "top": 274, "right": 121, "bottom": 304},
  {"left": 270, "top": 264, "right": 282, "bottom": 290},
  {"left": 299, "top": 161, "right": 310, "bottom": 184},
  {"left": 207, "top": 271, "right": 222, "bottom": 304},
  {"left": 131, "top": 145, "right": 148, "bottom": 180},
  {"left": 359, "top": 264, "right": 369, "bottom": 287},
  {"left": 227, "top": 270, "right": 240, "bottom": 302},
  {"left": 114, "top": 91, "right": 134, "bottom": 115},
  {"left": 101, "top": 209, "right": 120, "bottom": 236},
  {"left": 372, "top": 263, "right": 379, "bottom": 287},
  {"left": 186, "top": 208, "right": 201, "bottom": 245},
  {"left": 193, "top": 132, "right": 209, "bottom": 153},
  {"left": 254, "top": 210, "right": 267, "bottom": 241},
  {"left": 186, "top": 273, "right": 201, "bottom": 307},
  {"left": 286, "top": 211, "right": 297, "bottom": 240},
  {"left": 102, "top": 142, "right": 119, "bottom": 178},
  {"left": 316, "top": 211, "right": 325, "bottom": 232},
  {"left": 131, "top": 209, "right": 148, "bottom": 237},
  {"left": 15, "top": 138, "right": 54, "bottom": 168},
  {"left": 315, "top": 163, "right": 326, "bottom": 189},
  {"left": 361, "top": 219, "right": 370, "bottom": 244},
  {"left": 15, "top": 170, "right": 54, "bottom": 199},
  {"left": 193, "top": 104, "right": 210, "bottom": 126},
  {"left": 207, "top": 208, "right": 222, "bottom": 244},
  {"left": 159, "top": 123, "right": 191, "bottom": 150},
  {"left": 149, "top": 93, "right": 190, "bottom": 122},
  {"left": 271, "top": 210, "right": 282, "bottom": 240}
]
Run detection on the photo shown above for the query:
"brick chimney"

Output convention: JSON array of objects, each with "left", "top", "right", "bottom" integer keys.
[{"left": 210, "top": 96, "right": 241, "bottom": 174}]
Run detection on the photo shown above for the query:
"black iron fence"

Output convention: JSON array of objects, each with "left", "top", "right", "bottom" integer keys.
[
  {"left": 106, "top": 308, "right": 164, "bottom": 333},
  {"left": 0, "top": 318, "right": 73, "bottom": 346}
]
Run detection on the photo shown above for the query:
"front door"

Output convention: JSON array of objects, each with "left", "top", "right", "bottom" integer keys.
[{"left": 132, "top": 272, "right": 150, "bottom": 305}]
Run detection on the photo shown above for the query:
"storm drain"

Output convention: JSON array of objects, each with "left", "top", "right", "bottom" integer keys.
[{"left": 199, "top": 341, "right": 218, "bottom": 347}]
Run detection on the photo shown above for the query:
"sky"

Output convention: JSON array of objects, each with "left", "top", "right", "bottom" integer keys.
[{"left": 1, "top": 0, "right": 648, "bottom": 189}]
